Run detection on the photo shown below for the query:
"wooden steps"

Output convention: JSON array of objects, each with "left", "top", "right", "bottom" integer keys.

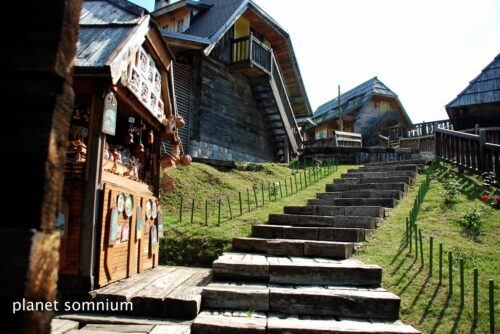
[
  {"left": 252, "top": 224, "right": 366, "bottom": 242},
  {"left": 191, "top": 160, "right": 422, "bottom": 333},
  {"left": 201, "top": 283, "right": 400, "bottom": 319},
  {"left": 212, "top": 253, "right": 382, "bottom": 286},
  {"left": 284, "top": 205, "right": 385, "bottom": 218},
  {"left": 233, "top": 237, "right": 355, "bottom": 259},
  {"left": 268, "top": 213, "right": 381, "bottom": 229}
]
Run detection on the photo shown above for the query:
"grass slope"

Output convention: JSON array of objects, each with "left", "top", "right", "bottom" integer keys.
[
  {"left": 159, "top": 162, "right": 355, "bottom": 267},
  {"left": 355, "top": 164, "right": 499, "bottom": 334}
]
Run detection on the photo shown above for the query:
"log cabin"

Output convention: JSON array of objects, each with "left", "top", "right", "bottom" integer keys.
[
  {"left": 446, "top": 53, "right": 500, "bottom": 130},
  {"left": 300, "top": 77, "right": 412, "bottom": 147},
  {"left": 152, "top": 0, "right": 312, "bottom": 163},
  {"left": 59, "top": 0, "right": 181, "bottom": 293}
]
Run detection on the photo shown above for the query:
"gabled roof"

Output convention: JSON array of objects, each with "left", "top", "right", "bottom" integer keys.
[
  {"left": 76, "top": 0, "right": 173, "bottom": 84},
  {"left": 310, "top": 77, "right": 411, "bottom": 127},
  {"left": 446, "top": 53, "right": 500, "bottom": 109},
  {"left": 152, "top": 0, "right": 312, "bottom": 117}
]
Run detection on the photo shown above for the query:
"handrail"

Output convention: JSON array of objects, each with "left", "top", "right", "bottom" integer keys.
[{"left": 363, "top": 111, "right": 400, "bottom": 146}]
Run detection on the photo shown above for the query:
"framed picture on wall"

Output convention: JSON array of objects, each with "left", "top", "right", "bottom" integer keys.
[{"left": 109, "top": 208, "right": 119, "bottom": 245}]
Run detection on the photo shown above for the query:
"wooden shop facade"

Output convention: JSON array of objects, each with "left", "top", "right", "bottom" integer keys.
[{"left": 59, "top": 0, "right": 184, "bottom": 292}]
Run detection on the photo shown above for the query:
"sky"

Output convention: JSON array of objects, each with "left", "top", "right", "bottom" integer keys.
[{"left": 131, "top": 0, "right": 500, "bottom": 123}]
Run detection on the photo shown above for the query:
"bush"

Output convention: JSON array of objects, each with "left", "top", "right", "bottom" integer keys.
[
  {"left": 442, "top": 180, "right": 461, "bottom": 204},
  {"left": 459, "top": 207, "right": 485, "bottom": 237}
]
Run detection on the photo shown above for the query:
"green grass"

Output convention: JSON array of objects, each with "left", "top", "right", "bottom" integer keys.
[
  {"left": 159, "top": 162, "right": 355, "bottom": 267},
  {"left": 355, "top": 163, "right": 499, "bottom": 334}
]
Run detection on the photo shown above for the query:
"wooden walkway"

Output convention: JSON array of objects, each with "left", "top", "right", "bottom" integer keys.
[{"left": 192, "top": 159, "right": 424, "bottom": 333}]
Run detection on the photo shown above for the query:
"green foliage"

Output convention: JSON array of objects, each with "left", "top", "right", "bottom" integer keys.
[
  {"left": 442, "top": 179, "right": 461, "bottom": 205},
  {"left": 459, "top": 207, "right": 485, "bottom": 237}
]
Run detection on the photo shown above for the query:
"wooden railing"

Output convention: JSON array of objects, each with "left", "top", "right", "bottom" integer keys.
[
  {"left": 363, "top": 111, "right": 400, "bottom": 147},
  {"left": 304, "top": 131, "right": 362, "bottom": 149},
  {"left": 400, "top": 135, "right": 434, "bottom": 152},
  {"left": 231, "top": 33, "right": 302, "bottom": 153},
  {"left": 387, "top": 119, "right": 452, "bottom": 141},
  {"left": 462, "top": 126, "right": 500, "bottom": 144},
  {"left": 435, "top": 128, "right": 500, "bottom": 181}
]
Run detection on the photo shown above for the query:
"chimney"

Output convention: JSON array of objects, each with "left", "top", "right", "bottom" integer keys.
[{"left": 154, "top": 0, "right": 171, "bottom": 11}]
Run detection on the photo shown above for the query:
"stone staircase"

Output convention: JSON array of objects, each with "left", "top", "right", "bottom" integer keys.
[{"left": 191, "top": 160, "right": 424, "bottom": 333}]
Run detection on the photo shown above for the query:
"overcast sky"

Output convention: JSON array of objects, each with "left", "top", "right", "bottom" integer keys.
[{"left": 131, "top": 0, "right": 500, "bottom": 123}]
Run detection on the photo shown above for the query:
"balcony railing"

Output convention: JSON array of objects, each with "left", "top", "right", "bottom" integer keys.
[{"left": 231, "top": 33, "right": 301, "bottom": 153}]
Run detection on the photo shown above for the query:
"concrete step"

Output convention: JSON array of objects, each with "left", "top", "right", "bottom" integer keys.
[
  {"left": 334, "top": 176, "right": 413, "bottom": 185},
  {"left": 212, "top": 253, "right": 382, "bottom": 286},
  {"left": 232, "top": 237, "right": 355, "bottom": 259},
  {"left": 201, "top": 283, "right": 400, "bottom": 320},
  {"left": 342, "top": 170, "right": 417, "bottom": 179},
  {"left": 268, "top": 214, "right": 381, "bottom": 229},
  {"left": 284, "top": 205, "right": 385, "bottom": 218},
  {"left": 192, "top": 311, "right": 420, "bottom": 334},
  {"left": 252, "top": 224, "right": 366, "bottom": 242},
  {"left": 317, "top": 190, "right": 404, "bottom": 200},
  {"left": 327, "top": 182, "right": 408, "bottom": 192},
  {"left": 307, "top": 198, "right": 398, "bottom": 208}
]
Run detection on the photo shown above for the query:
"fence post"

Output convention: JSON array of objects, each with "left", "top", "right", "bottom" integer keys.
[
  {"left": 190, "top": 198, "right": 195, "bottom": 224},
  {"left": 268, "top": 182, "right": 271, "bottom": 202},
  {"left": 284, "top": 179, "right": 288, "bottom": 196},
  {"left": 414, "top": 223, "right": 418, "bottom": 259},
  {"left": 253, "top": 187, "right": 258, "bottom": 208},
  {"left": 227, "top": 196, "right": 233, "bottom": 220},
  {"left": 474, "top": 268, "right": 478, "bottom": 324},
  {"left": 449, "top": 251, "right": 453, "bottom": 295},
  {"left": 205, "top": 199, "right": 208, "bottom": 226},
  {"left": 429, "top": 236, "right": 434, "bottom": 277},
  {"left": 490, "top": 279, "right": 495, "bottom": 334},
  {"left": 239, "top": 192, "right": 243, "bottom": 216},
  {"left": 217, "top": 198, "right": 221, "bottom": 226},
  {"left": 460, "top": 258, "right": 465, "bottom": 307},
  {"left": 439, "top": 243, "right": 443, "bottom": 285},
  {"left": 299, "top": 173, "right": 303, "bottom": 190},
  {"left": 261, "top": 184, "right": 265, "bottom": 206},
  {"left": 279, "top": 181, "right": 283, "bottom": 198},
  {"left": 419, "top": 229, "right": 424, "bottom": 266},
  {"left": 409, "top": 216, "right": 413, "bottom": 251},
  {"left": 479, "top": 129, "right": 486, "bottom": 171},
  {"left": 304, "top": 171, "right": 307, "bottom": 187},
  {"left": 294, "top": 174, "right": 298, "bottom": 192},
  {"left": 247, "top": 189, "right": 250, "bottom": 212},
  {"left": 405, "top": 217, "right": 409, "bottom": 245}
]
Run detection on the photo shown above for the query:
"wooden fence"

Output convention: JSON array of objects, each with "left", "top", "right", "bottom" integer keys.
[
  {"left": 435, "top": 128, "right": 500, "bottom": 181},
  {"left": 304, "top": 131, "right": 362, "bottom": 149}
]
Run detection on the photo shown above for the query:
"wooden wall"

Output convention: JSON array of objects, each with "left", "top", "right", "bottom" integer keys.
[
  {"left": 193, "top": 56, "right": 276, "bottom": 161},
  {"left": 97, "top": 180, "right": 159, "bottom": 287},
  {"left": 173, "top": 63, "right": 192, "bottom": 153},
  {"left": 355, "top": 97, "right": 402, "bottom": 134}
]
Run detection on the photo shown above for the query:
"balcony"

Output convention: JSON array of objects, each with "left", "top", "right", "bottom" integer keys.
[{"left": 230, "top": 33, "right": 302, "bottom": 154}]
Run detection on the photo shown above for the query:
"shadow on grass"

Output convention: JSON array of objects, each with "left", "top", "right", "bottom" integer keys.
[
  {"left": 411, "top": 275, "right": 430, "bottom": 307},
  {"left": 391, "top": 251, "right": 412, "bottom": 276},
  {"left": 396, "top": 263, "right": 422, "bottom": 296},
  {"left": 450, "top": 304, "right": 463, "bottom": 334},
  {"left": 390, "top": 239, "right": 408, "bottom": 266},
  {"left": 430, "top": 295, "right": 452, "bottom": 334},
  {"left": 419, "top": 282, "right": 442, "bottom": 324}
]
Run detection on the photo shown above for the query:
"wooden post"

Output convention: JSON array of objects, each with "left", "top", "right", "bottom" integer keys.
[
  {"left": 238, "top": 192, "right": 243, "bottom": 216},
  {"left": 338, "top": 85, "right": 343, "bottom": 131},
  {"left": 478, "top": 129, "right": 486, "bottom": 171}
]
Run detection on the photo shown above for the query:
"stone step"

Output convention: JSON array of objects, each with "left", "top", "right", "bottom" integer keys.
[
  {"left": 232, "top": 237, "right": 355, "bottom": 259},
  {"left": 334, "top": 176, "right": 413, "bottom": 185},
  {"left": 342, "top": 170, "right": 418, "bottom": 179},
  {"left": 192, "top": 311, "right": 421, "bottom": 334},
  {"left": 317, "top": 190, "right": 404, "bottom": 200},
  {"left": 327, "top": 182, "right": 408, "bottom": 193},
  {"left": 252, "top": 224, "right": 366, "bottom": 242},
  {"left": 268, "top": 214, "right": 381, "bottom": 229},
  {"left": 349, "top": 164, "right": 419, "bottom": 172},
  {"left": 201, "top": 284, "right": 400, "bottom": 320},
  {"left": 284, "top": 205, "right": 385, "bottom": 218},
  {"left": 212, "top": 253, "right": 382, "bottom": 286},
  {"left": 308, "top": 198, "right": 398, "bottom": 208},
  {"left": 365, "top": 159, "right": 425, "bottom": 166}
]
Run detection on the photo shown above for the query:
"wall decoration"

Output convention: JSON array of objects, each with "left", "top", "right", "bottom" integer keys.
[
  {"left": 109, "top": 208, "right": 119, "bottom": 244},
  {"left": 125, "top": 194, "right": 134, "bottom": 218},
  {"left": 126, "top": 46, "right": 165, "bottom": 122},
  {"left": 150, "top": 225, "right": 158, "bottom": 256},
  {"left": 116, "top": 224, "right": 123, "bottom": 241},
  {"left": 152, "top": 200, "right": 158, "bottom": 219},
  {"left": 136, "top": 206, "right": 143, "bottom": 240},
  {"left": 117, "top": 193, "right": 125, "bottom": 213},
  {"left": 121, "top": 225, "right": 130, "bottom": 242},
  {"left": 145, "top": 199, "right": 152, "bottom": 219},
  {"left": 157, "top": 212, "right": 164, "bottom": 239},
  {"left": 102, "top": 91, "right": 117, "bottom": 136}
]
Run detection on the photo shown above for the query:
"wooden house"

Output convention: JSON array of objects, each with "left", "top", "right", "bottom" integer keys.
[
  {"left": 152, "top": 0, "right": 312, "bottom": 163},
  {"left": 60, "top": 0, "right": 181, "bottom": 292},
  {"left": 301, "top": 77, "right": 412, "bottom": 146},
  {"left": 446, "top": 53, "right": 500, "bottom": 130}
]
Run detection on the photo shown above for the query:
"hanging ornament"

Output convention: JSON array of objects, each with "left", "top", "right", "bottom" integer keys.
[
  {"left": 180, "top": 154, "right": 192, "bottom": 166},
  {"left": 102, "top": 91, "right": 117, "bottom": 135},
  {"left": 135, "top": 119, "right": 145, "bottom": 153},
  {"left": 147, "top": 130, "right": 154, "bottom": 144},
  {"left": 175, "top": 115, "right": 185, "bottom": 128}
]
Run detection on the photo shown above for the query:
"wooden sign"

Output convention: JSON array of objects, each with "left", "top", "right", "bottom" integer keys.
[
  {"left": 136, "top": 206, "right": 143, "bottom": 240},
  {"left": 109, "top": 208, "right": 119, "bottom": 244}
]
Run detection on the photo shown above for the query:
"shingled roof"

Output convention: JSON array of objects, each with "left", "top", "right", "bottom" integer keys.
[
  {"left": 310, "top": 77, "right": 410, "bottom": 127},
  {"left": 446, "top": 53, "right": 500, "bottom": 109}
]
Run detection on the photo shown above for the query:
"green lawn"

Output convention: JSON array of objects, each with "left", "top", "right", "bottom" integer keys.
[
  {"left": 159, "top": 162, "right": 356, "bottom": 267},
  {"left": 355, "top": 164, "right": 500, "bottom": 334}
]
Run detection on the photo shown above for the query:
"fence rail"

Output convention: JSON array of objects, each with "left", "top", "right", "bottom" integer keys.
[
  {"left": 435, "top": 128, "right": 500, "bottom": 181},
  {"left": 304, "top": 131, "right": 362, "bottom": 149}
]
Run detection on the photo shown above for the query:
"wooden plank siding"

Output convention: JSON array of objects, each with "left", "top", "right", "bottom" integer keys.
[{"left": 173, "top": 63, "right": 192, "bottom": 153}]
